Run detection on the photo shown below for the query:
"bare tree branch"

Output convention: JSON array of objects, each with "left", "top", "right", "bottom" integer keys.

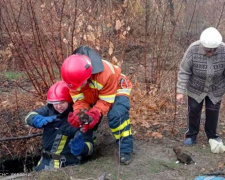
[
  {"left": 0, "top": 133, "right": 42, "bottom": 142},
  {"left": 216, "top": 1, "right": 225, "bottom": 28}
]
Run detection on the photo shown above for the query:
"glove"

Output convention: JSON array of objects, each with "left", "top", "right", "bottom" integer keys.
[
  {"left": 33, "top": 115, "right": 57, "bottom": 129},
  {"left": 69, "top": 131, "right": 85, "bottom": 156},
  {"left": 209, "top": 138, "right": 225, "bottom": 153},
  {"left": 82, "top": 109, "right": 101, "bottom": 133},
  {"left": 68, "top": 111, "right": 82, "bottom": 128}
]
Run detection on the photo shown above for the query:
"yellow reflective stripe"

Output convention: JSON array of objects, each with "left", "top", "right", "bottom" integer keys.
[
  {"left": 72, "top": 93, "right": 84, "bottom": 102},
  {"left": 113, "top": 129, "right": 132, "bottom": 139},
  {"left": 55, "top": 135, "right": 68, "bottom": 155},
  {"left": 103, "top": 60, "right": 115, "bottom": 74},
  {"left": 99, "top": 94, "right": 116, "bottom": 103},
  {"left": 117, "top": 89, "right": 131, "bottom": 96},
  {"left": 111, "top": 119, "right": 131, "bottom": 133},
  {"left": 93, "top": 138, "right": 97, "bottom": 144},
  {"left": 85, "top": 142, "right": 93, "bottom": 155},
  {"left": 89, "top": 80, "right": 103, "bottom": 90},
  {"left": 25, "top": 112, "right": 38, "bottom": 123},
  {"left": 54, "top": 160, "right": 60, "bottom": 168}
]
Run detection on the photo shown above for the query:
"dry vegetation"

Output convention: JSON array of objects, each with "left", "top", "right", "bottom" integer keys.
[{"left": 1, "top": 0, "right": 225, "bottom": 177}]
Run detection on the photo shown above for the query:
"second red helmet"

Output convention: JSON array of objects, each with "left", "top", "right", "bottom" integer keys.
[
  {"left": 47, "top": 81, "right": 72, "bottom": 103},
  {"left": 61, "top": 54, "right": 92, "bottom": 90}
]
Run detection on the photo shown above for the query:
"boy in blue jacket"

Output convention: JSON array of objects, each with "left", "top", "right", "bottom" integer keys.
[{"left": 25, "top": 81, "right": 94, "bottom": 171}]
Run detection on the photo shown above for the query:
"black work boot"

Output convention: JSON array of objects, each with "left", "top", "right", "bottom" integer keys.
[{"left": 120, "top": 153, "right": 132, "bottom": 165}]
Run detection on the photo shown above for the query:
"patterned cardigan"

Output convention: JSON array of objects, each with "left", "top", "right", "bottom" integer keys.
[{"left": 177, "top": 40, "right": 225, "bottom": 104}]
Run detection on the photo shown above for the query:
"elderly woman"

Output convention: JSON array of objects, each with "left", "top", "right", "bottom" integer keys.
[{"left": 177, "top": 27, "right": 225, "bottom": 151}]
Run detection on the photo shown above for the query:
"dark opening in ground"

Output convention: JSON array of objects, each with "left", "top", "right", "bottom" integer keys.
[{"left": 0, "top": 156, "right": 40, "bottom": 175}]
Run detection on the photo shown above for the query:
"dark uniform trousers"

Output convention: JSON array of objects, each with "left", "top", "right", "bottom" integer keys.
[{"left": 107, "top": 96, "right": 133, "bottom": 154}]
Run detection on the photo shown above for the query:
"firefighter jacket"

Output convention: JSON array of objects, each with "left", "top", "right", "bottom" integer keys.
[
  {"left": 25, "top": 103, "right": 93, "bottom": 169},
  {"left": 71, "top": 46, "right": 132, "bottom": 115}
]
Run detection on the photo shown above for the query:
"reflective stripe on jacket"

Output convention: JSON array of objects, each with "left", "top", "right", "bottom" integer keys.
[
  {"left": 70, "top": 60, "right": 132, "bottom": 115},
  {"left": 25, "top": 104, "right": 94, "bottom": 167}
]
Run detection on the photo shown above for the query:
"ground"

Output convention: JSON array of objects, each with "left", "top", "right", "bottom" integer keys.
[
  {"left": 1, "top": 105, "right": 225, "bottom": 180},
  {"left": 5, "top": 133, "right": 225, "bottom": 180}
]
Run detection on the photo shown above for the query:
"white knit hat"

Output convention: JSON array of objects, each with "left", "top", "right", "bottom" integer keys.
[{"left": 200, "top": 27, "right": 222, "bottom": 48}]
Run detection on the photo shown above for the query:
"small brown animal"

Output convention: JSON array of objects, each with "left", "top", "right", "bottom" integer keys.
[
  {"left": 173, "top": 146, "right": 196, "bottom": 165},
  {"left": 77, "top": 109, "right": 93, "bottom": 124}
]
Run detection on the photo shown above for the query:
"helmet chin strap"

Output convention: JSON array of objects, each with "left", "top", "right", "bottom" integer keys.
[{"left": 85, "top": 64, "right": 91, "bottom": 69}]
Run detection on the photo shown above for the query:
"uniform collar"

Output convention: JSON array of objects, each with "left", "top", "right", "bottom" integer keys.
[{"left": 73, "top": 46, "right": 104, "bottom": 74}]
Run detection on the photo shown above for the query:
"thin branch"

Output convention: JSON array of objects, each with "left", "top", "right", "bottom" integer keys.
[
  {"left": 157, "top": 0, "right": 185, "bottom": 86},
  {"left": 59, "top": 0, "right": 66, "bottom": 61},
  {"left": 71, "top": 0, "right": 78, "bottom": 53},
  {"left": 216, "top": 2, "right": 225, "bottom": 28},
  {"left": 186, "top": 0, "right": 197, "bottom": 37},
  {"left": 171, "top": 66, "right": 177, "bottom": 135},
  {"left": 29, "top": 0, "right": 54, "bottom": 85},
  {"left": 0, "top": 133, "right": 42, "bottom": 142}
]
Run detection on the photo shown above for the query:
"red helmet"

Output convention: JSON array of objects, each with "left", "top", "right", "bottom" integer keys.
[
  {"left": 61, "top": 54, "right": 92, "bottom": 90},
  {"left": 47, "top": 81, "right": 72, "bottom": 103}
]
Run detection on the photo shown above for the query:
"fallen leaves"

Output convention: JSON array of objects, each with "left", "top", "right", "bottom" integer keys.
[
  {"left": 152, "top": 132, "right": 163, "bottom": 139},
  {"left": 130, "top": 86, "right": 177, "bottom": 140},
  {"left": 1, "top": 100, "right": 10, "bottom": 108},
  {"left": 108, "top": 41, "right": 114, "bottom": 56},
  {"left": 115, "top": 20, "right": 123, "bottom": 31}
]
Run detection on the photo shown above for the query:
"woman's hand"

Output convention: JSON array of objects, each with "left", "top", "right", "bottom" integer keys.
[{"left": 176, "top": 93, "right": 184, "bottom": 104}]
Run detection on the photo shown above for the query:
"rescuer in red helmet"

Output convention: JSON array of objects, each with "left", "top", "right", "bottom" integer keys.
[
  {"left": 25, "top": 81, "right": 94, "bottom": 171},
  {"left": 61, "top": 46, "right": 133, "bottom": 165}
]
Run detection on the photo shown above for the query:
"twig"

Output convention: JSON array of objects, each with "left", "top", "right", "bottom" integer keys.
[
  {"left": 186, "top": 0, "right": 197, "bottom": 38},
  {"left": 1, "top": 144, "right": 13, "bottom": 157},
  {"left": 0, "top": 133, "right": 42, "bottom": 142},
  {"left": 171, "top": 66, "right": 177, "bottom": 135},
  {"left": 97, "top": 172, "right": 107, "bottom": 180},
  {"left": 0, "top": 173, "right": 29, "bottom": 180},
  {"left": 216, "top": 2, "right": 225, "bottom": 28}
]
